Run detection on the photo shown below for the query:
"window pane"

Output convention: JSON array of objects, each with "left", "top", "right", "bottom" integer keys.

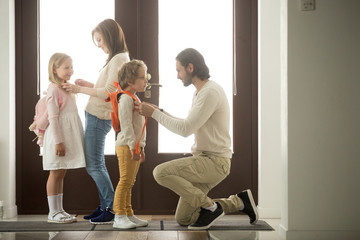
[
  {"left": 158, "top": 0, "right": 233, "bottom": 153},
  {"left": 39, "top": 0, "right": 115, "bottom": 154}
]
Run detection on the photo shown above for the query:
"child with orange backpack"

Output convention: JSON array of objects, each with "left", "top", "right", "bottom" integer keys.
[{"left": 111, "top": 60, "right": 149, "bottom": 229}]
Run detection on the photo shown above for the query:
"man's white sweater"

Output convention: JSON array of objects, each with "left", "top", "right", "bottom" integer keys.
[{"left": 152, "top": 80, "right": 232, "bottom": 158}]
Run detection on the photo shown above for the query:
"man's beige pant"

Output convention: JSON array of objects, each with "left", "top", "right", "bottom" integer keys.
[{"left": 153, "top": 153, "right": 244, "bottom": 226}]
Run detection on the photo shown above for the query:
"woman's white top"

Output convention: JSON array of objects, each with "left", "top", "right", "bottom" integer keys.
[{"left": 86, "top": 52, "right": 130, "bottom": 120}]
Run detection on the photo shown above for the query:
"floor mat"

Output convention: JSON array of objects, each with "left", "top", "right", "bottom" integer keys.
[
  {"left": 0, "top": 219, "right": 273, "bottom": 232},
  {"left": 160, "top": 219, "right": 274, "bottom": 231}
]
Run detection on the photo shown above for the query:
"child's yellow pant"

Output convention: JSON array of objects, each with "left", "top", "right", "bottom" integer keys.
[{"left": 113, "top": 146, "right": 140, "bottom": 216}]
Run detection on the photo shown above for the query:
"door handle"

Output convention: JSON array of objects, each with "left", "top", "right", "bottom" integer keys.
[{"left": 145, "top": 83, "right": 162, "bottom": 98}]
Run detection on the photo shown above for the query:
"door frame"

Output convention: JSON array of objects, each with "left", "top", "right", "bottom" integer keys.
[{"left": 15, "top": 0, "right": 257, "bottom": 214}]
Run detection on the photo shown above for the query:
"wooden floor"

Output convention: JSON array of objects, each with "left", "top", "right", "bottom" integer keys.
[{"left": 0, "top": 215, "right": 281, "bottom": 240}]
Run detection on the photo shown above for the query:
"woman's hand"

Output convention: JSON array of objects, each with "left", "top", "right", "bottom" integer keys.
[
  {"left": 75, "top": 79, "right": 94, "bottom": 88},
  {"left": 55, "top": 143, "right": 66, "bottom": 157},
  {"left": 62, "top": 82, "right": 80, "bottom": 93}
]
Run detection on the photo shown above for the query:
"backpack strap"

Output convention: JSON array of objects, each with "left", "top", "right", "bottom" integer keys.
[
  {"left": 122, "top": 90, "right": 139, "bottom": 112},
  {"left": 136, "top": 116, "right": 148, "bottom": 155},
  {"left": 57, "top": 87, "right": 63, "bottom": 107}
]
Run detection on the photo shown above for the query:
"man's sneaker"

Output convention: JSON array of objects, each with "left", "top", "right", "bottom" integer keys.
[
  {"left": 128, "top": 215, "right": 148, "bottom": 227},
  {"left": 237, "top": 189, "right": 259, "bottom": 224},
  {"left": 113, "top": 215, "right": 136, "bottom": 229},
  {"left": 188, "top": 202, "right": 224, "bottom": 230},
  {"left": 84, "top": 206, "right": 103, "bottom": 220},
  {"left": 90, "top": 207, "right": 114, "bottom": 224}
]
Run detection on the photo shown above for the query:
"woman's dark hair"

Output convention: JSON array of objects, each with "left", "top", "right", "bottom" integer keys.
[
  {"left": 175, "top": 48, "right": 210, "bottom": 80},
  {"left": 92, "top": 19, "right": 128, "bottom": 66}
]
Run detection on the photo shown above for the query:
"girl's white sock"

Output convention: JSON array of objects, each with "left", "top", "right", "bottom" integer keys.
[
  {"left": 47, "top": 195, "right": 59, "bottom": 215},
  {"left": 57, "top": 193, "right": 64, "bottom": 212}
]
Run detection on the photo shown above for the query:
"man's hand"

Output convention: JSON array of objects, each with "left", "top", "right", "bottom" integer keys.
[{"left": 136, "top": 102, "right": 157, "bottom": 117}]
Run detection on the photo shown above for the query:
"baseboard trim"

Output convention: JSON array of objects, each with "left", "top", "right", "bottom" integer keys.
[
  {"left": 4, "top": 204, "right": 17, "bottom": 219},
  {"left": 279, "top": 224, "right": 360, "bottom": 240}
]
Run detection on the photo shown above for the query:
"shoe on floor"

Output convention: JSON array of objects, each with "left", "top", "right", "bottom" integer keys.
[
  {"left": 90, "top": 207, "right": 114, "bottom": 224},
  {"left": 84, "top": 206, "right": 103, "bottom": 220},
  {"left": 61, "top": 210, "right": 77, "bottom": 222},
  {"left": 188, "top": 202, "right": 224, "bottom": 230},
  {"left": 47, "top": 211, "right": 74, "bottom": 224},
  {"left": 128, "top": 215, "right": 148, "bottom": 227},
  {"left": 237, "top": 189, "right": 259, "bottom": 224},
  {"left": 113, "top": 215, "right": 136, "bottom": 229}
]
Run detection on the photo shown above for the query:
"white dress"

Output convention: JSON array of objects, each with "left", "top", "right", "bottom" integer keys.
[{"left": 42, "top": 84, "right": 86, "bottom": 170}]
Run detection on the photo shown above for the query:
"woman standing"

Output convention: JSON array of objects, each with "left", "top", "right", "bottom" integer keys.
[{"left": 62, "top": 19, "right": 130, "bottom": 224}]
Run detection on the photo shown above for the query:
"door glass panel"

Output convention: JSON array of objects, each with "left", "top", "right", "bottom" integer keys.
[
  {"left": 39, "top": 0, "right": 115, "bottom": 154},
  {"left": 158, "top": 0, "right": 233, "bottom": 153}
]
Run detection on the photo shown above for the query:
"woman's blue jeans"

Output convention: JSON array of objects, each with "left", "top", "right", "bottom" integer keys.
[{"left": 84, "top": 111, "right": 114, "bottom": 210}]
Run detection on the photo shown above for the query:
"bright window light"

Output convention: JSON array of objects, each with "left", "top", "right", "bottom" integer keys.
[
  {"left": 39, "top": 0, "right": 115, "bottom": 154},
  {"left": 158, "top": 0, "right": 233, "bottom": 153}
]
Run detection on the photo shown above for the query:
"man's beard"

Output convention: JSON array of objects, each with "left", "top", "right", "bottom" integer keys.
[{"left": 183, "top": 72, "right": 192, "bottom": 87}]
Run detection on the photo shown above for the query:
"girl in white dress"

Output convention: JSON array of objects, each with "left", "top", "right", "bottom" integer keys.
[{"left": 43, "top": 53, "right": 86, "bottom": 223}]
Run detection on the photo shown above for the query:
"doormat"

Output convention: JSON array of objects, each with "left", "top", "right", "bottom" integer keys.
[
  {"left": 160, "top": 219, "right": 274, "bottom": 231},
  {"left": 0, "top": 219, "right": 273, "bottom": 232}
]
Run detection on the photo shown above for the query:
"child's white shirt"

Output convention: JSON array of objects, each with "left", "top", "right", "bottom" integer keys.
[{"left": 115, "top": 93, "right": 146, "bottom": 150}]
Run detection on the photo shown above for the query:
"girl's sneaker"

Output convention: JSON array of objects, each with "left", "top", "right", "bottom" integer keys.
[
  {"left": 48, "top": 211, "right": 74, "bottom": 224},
  {"left": 113, "top": 215, "right": 136, "bottom": 229},
  {"left": 128, "top": 215, "right": 148, "bottom": 227}
]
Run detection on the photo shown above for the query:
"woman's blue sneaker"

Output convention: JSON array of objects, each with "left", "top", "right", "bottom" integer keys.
[
  {"left": 83, "top": 206, "right": 102, "bottom": 220},
  {"left": 90, "top": 207, "right": 114, "bottom": 224}
]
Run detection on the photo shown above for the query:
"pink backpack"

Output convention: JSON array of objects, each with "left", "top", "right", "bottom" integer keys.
[{"left": 29, "top": 88, "right": 63, "bottom": 147}]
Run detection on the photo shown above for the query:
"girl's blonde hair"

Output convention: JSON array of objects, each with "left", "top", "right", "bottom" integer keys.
[
  {"left": 118, "top": 59, "right": 148, "bottom": 89},
  {"left": 48, "top": 53, "right": 72, "bottom": 86}
]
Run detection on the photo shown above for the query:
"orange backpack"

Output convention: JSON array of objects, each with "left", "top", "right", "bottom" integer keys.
[{"left": 105, "top": 82, "right": 147, "bottom": 154}]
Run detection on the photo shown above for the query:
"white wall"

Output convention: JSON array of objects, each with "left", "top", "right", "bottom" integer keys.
[
  {"left": 0, "top": 0, "right": 17, "bottom": 219},
  {"left": 258, "top": 0, "right": 282, "bottom": 218},
  {"left": 279, "top": 0, "right": 360, "bottom": 239}
]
